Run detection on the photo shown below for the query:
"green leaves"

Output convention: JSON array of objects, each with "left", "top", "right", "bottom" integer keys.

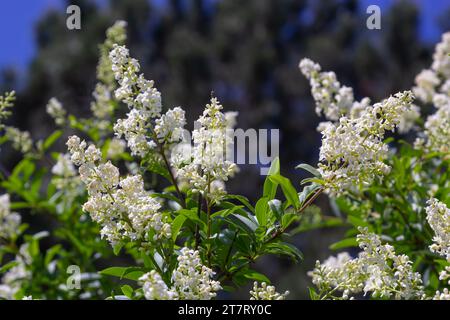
[
  {"left": 42, "top": 130, "right": 62, "bottom": 151},
  {"left": 241, "top": 269, "right": 271, "bottom": 283},
  {"left": 268, "top": 174, "right": 300, "bottom": 210},
  {"left": 121, "top": 285, "right": 134, "bottom": 298},
  {"left": 296, "top": 163, "right": 321, "bottom": 178},
  {"left": 100, "top": 267, "right": 144, "bottom": 281},
  {"left": 329, "top": 237, "right": 358, "bottom": 250},
  {"left": 171, "top": 215, "right": 187, "bottom": 241},
  {"left": 262, "top": 242, "right": 303, "bottom": 262}
]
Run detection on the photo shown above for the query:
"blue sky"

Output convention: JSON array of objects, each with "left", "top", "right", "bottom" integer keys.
[{"left": 0, "top": 0, "right": 449, "bottom": 74}]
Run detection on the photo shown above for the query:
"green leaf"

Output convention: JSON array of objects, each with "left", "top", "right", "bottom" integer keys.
[
  {"left": 281, "top": 212, "right": 298, "bottom": 229},
  {"left": 298, "top": 183, "right": 321, "bottom": 206},
  {"left": 309, "top": 287, "right": 320, "bottom": 300},
  {"left": 146, "top": 160, "right": 170, "bottom": 181},
  {"left": 171, "top": 215, "right": 187, "bottom": 241},
  {"left": 121, "top": 285, "right": 133, "bottom": 298},
  {"left": 123, "top": 271, "right": 145, "bottom": 281},
  {"left": 268, "top": 174, "right": 300, "bottom": 210},
  {"left": 255, "top": 197, "right": 269, "bottom": 226},
  {"left": 347, "top": 216, "right": 370, "bottom": 229},
  {"left": 263, "top": 242, "right": 303, "bottom": 262},
  {"left": 267, "top": 157, "right": 280, "bottom": 175},
  {"left": 43, "top": 130, "right": 62, "bottom": 151},
  {"left": 100, "top": 267, "right": 144, "bottom": 281},
  {"left": 329, "top": 238, "right": 358, "bottom": 250},
  {"left": 179, "top": 208, "right": 207, "bottom": 230},
  {"left": 113, "top": 242, "right": 124, "bottom": 256},
  {"left": 0, "top": 261, "right": 19, "bottom": 274},
  {"left": 232, "top": 214, "right": 258, "bottom": 232},
  {"left": 242, "top": 270, "right": 271, "bottom": 283},
  {"left": 211, "top": 206, "right": 244, "bottom": 219},
  {"left": 99, "top": 267, "right": 128, "bottom": 278},
  {"left": 268, "top": 199, "right": 283, "bottom": 222},
  {"left": 263, "top": 159, "right": 280, "bottom": 197},
  {"left": 295, "top": 163, "right": 321, "bottom": 177},
  {"left": 44, "top": 244, "right": 62, "bottom": 266},
  {"left": 223, "top": 195, "right": 255, "bottom": 213}
]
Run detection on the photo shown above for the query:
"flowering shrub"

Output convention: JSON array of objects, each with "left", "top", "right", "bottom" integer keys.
[{"left": 0, "top": 21, "right": 449, "bottom": 300}]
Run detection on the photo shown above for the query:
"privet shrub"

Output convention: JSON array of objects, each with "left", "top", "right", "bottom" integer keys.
[{"left": 0, "top": 21, "right": 448, "bottom": 300}]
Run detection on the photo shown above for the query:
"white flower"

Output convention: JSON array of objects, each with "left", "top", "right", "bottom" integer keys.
[
  {"left": 0, "top": 91, "right": 15, "bottom": 130},
  {"left": 317, "top": 91, "right": 414, "bottom": 196},
  {"left": 414, "top": 103, "right": 450, "bottom": 154},
  {"left": 250, "top": 282, "right": 289, "bottom": 300},
  {"left": 173, "top": 98, "right": 238, "bottom": 201},
  {"left": 109, "top": 44, "right": 170, "bottom": 156},
  {"left": 46, "top": 98, "right": 66, "bottom": 125},
  {"left": 433, "top": 288, "right": 450, "bottom": 300},
  {"left": 171, "top": 247, "right": 222, "bottom": 300},
  {"left": 4, "top": 127, "right": 32, "bottom": 154},
  {"left": 67, "top": 135, "right": 170, "bottom": 245},
  {"left": 139, "top": 271, "right": 177, "bottom": 300},
  {"left": 52, "top": 153, "right": 76, "bottom": 177},
  {"left": 154, "top": 107, "right": 186, "bottom": 143},
  {"left": 413, "top": 32, "right": 450, "bottom": 154},
  {"left": 114, "top": 108, "right": 154, "bottom": 157},
  {"left": 309, "top": 228, "right": 423, "bottom": 300},
  {"left": 426, "top": 198, "right": 450, "bottom": 261},
  {"left": 431, "top": 32, "right": 450, "bottom": 78},
  {"left": 106, "top": 138, "right": 126, "bottom": 159},
  {"left": 0, "top": 194, "right": 21, "bottom": 240},
  {"left": 299, "top": 58, "right": 354, "bottom": 121},
  {"left": 90, "top": 83, "right": 113, "bottom": 119},
  {"left": 51, "top": 153, "right": 81, "bottom": 192},
  {"left": 0, "top": 243, "right": 31, "bottom": 300},
  {"left": 397, "top": 104, "right": 420, "bottom": 134},
  {"left": 413, "top": 69, "right": 440, "bottom": 103},
  {"left": 139, "top": 248, "right": 221, "bottom": 300}
]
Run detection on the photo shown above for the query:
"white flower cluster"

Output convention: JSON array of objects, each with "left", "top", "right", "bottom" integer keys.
[
  {"left": 433, "top": 288, "right": 450, "bottom": 300},
  {"left": 106, "top": 138, "right": 126, "bottom": 159},
  {"left": 300, "top": 59, "right": 419, "bottom": 134},
  {"left": 426, "top": 198, "right": 450, "bottom": 261},
  {"left": 432, "top": 32, "right": 450, "bottom": 79},
  {"left": 139, "top": 247, "right": 221, "bottom": 300},
  {"left": 67, "top": 135, "right": 171, "bottom": 245},
  {"left": 413, "top": 32, "right": 450, "bottom": 154},
  {"left": 154, "top": 107, "right": 186, "bottom": 143},
  {"left": 110, "top": 44, "right": 163, "bottom": 156},
  {"left": 51, "top": 153, "right": 80, "bottom": 191},
  {"left": 318, "top": 91, "right": 414, "bottom": 196},
  {"left": 172, "top": 98, "right": 238, "bottom": 200},
  {"left": 310, "top": 228, "right": 423, "bottom": 300},
  {"left": 97, "top": 21, "right": 128, "bottom": 85},
  {"left": 413, "top": 69, "right": 441, "bottom": 103},
  {"left": 249, "top": 282, "right": 289, "bottom": 300},
  {"left": 91, "top": 83, "right": 113, "bottom": 120},
  {"left": 299, "top": 58, "right": 354, "bottom": 121},
  {"left": 139, "top": 270, "right": 177, "bottom": 300},
  {"left": 90, "top": 21, "right": 127, "bottom": 130},
  {"left": 0, "top": 91, "right": 15, "bottom": 130},
  {"left": 425, "top": 198, "right": 450, "bottom": 299},
  {"left": 0, "top": 243, "right": 31, "bottom": 300},
  {"left": 4, "top": 126, "right": 33, "bottom": 154},
  {"left": 0, "top": 194, "right": 21, "bottom": 241},
  {"left": 46, "top": 98, "right": 66, "bottom": 126}
]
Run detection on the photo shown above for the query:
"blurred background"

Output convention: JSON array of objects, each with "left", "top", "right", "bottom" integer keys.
[{"left": 0, "top": 0, "right": 449, "bottom": 298}]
